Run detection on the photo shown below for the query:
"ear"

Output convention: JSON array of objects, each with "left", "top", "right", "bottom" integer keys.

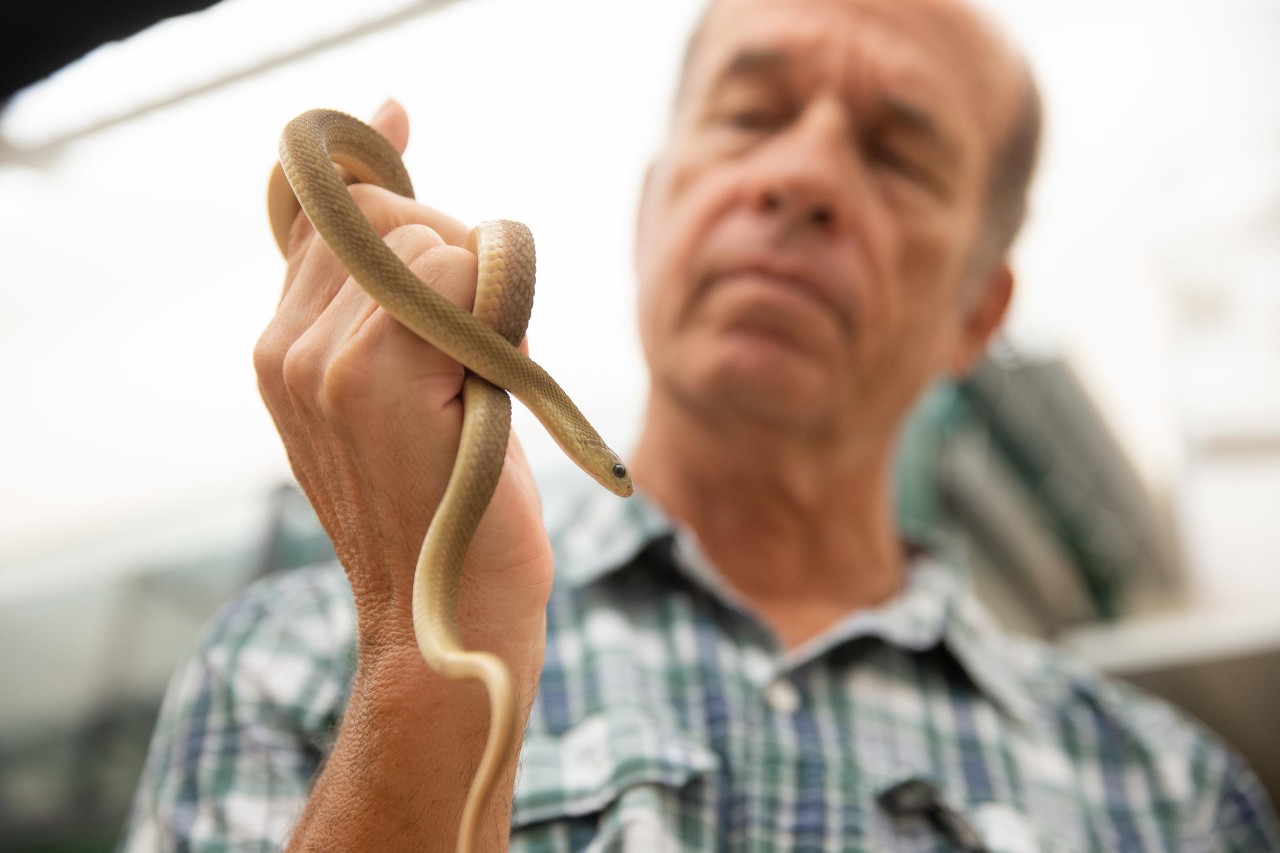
[{"left": 947, "top": 261, "right": 1014, "bottom": 375}]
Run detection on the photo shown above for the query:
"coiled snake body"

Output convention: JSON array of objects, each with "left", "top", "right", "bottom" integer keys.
[{"left": 268, "top": 108, "right": 632, "bottom": 851}]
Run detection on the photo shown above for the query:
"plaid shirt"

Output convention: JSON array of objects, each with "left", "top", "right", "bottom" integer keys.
[{"left": 122, "top": 481, "right": 1279, "bottom": 851}]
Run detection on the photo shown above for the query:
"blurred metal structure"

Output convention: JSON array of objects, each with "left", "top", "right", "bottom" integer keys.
[
  {"left": 1, "top": 0, "right": 468, "bottom": 154},
  {"left": 1, "top": 0, "right": 219, "bottom": 101},
  {"left": 0, "top": 486, "right": 333, "bottom": 851}
]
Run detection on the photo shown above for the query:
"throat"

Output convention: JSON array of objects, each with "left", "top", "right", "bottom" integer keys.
[
  {"left": 724, "top": 547, "right": 906, "bottom": 650},
  {"left": 677, "top": 504, "right": 908, "bottom": 651},
  {"left": 630, "top": 392, "right": 909, "bottom": 649}
]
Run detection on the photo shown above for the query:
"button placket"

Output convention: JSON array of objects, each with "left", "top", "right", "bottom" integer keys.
[{"left": 764, "top": 677, "right": 802, "bottom": 715}]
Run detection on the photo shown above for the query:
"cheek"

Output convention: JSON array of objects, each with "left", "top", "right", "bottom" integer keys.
[
  {"left": 633, "top": 187, "right": 675, "bottom": 356},
  {"left": 634, "top": 160, "right": 731, "bottom": 332},
  {"left": 895, "top": 211, "right": 974, "bottom": 314}
]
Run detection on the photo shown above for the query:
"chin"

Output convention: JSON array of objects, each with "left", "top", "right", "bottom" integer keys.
[{"left": 681, "top": 338, "right": 833, "bottom": 430}]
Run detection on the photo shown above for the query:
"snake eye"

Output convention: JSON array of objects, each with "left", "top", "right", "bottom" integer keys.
[{"left": 612, "top": 463, "right": 628, "bottom": 479}]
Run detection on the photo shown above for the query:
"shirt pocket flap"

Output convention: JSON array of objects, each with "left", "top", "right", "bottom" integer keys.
[{"left": 512, "top": 708, "right": 717, "bottom": 828}]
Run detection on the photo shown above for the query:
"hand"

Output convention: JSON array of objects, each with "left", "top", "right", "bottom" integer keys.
[{"left": 254, "top": 99, "right": 550, "bottom": 849}]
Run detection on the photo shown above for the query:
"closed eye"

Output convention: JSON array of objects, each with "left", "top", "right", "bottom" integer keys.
[
  {"left": 866, "top": 138, "right": 941, "bottom": 194},
  {"left": 872, "top": 144, "right": 919, "bottom": 176},
  {"left": 725, "top": 107, "right": 787, "bottom": 132}
]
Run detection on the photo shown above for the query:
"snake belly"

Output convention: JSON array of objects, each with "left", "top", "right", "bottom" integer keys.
[{"left": 270, "top": 108, "right": 631, "bottom": 853}]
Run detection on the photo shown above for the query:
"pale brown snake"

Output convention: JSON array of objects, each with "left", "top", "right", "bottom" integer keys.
[{"left": 267, "top": 108, "right": 632, "bottom": 851}]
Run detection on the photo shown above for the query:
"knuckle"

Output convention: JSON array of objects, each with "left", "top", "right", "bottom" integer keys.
[
  {"left": 348, "top": 183, "right": 412, "bottom": 237},
  {"left": 407, "top": 244, "right": 478, "bottom": 311},
  {"left": 253, "top": 324, "right": 286, "bottom": 383},
  {"left": 280, "top": 334, "right": 323, "bottom": 398},
  {"left": 384, "top": 223, "right": 446, "bottom": 263},
  {"left": 320, "top": 340, "right": 381, "bottom": 418}
]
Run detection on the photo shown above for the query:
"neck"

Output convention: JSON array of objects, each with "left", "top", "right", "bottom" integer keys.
[{"left": 629, "top": 391, "right": 907, "bottom": 649}]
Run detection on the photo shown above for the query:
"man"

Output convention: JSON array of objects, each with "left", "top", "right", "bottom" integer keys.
[{"left": 124, "top": 0, "right": 1279, "bottom": 849}]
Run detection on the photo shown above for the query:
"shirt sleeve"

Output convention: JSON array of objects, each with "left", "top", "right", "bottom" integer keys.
[
  {"left": 118, "top": 564, "right": 356, "bottom": 853},
  {"left": 1213, "top": 759, "right": 1280, "bottom": 853}
]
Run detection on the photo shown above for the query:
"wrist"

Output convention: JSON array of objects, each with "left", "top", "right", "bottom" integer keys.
[{"left": 289, "top": 622, "right": 542, "bottom": 851}]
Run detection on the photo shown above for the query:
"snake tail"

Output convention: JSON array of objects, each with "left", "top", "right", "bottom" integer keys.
[
  {"left": 454, "top": 650, "right": 516, "bottom": 853},
  {"left": 411, "top": 375, "right": 519, "bottom": 853}
]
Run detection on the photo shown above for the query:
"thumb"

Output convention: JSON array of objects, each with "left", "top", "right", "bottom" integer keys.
[
  {"left": 266, "top": 100, "right": 412, "bottom": 256},
  {"left": 369, "top": 98, "right": 410, "bottom": 155}
]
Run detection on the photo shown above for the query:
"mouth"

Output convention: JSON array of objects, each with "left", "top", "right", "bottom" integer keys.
[{"left": 706, "top": 264, "right": 852, "bottom": 333}]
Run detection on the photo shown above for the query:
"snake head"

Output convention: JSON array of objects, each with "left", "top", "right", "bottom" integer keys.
[{"left": 588, "top": 446, "right": 634, "bottom": 497}]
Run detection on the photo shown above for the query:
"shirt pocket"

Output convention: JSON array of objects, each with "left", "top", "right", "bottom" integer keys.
[
  {"left": 511, "top": 707, "right": 718, "bottom": 851},
  {"left": 965, "top": 801, "right": 1084, "bottom": 853}
]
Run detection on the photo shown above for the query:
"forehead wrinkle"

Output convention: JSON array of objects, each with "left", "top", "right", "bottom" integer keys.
[
  {"left": 689, "top": 0, "right": 1017, "bottom": 132},
  {"left": 697, "top": 8, "right": 960, "bottom": 113}
]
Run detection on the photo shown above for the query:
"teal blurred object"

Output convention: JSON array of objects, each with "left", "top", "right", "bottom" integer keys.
[
  {"left": 893, "top": 348, "right": 1179, "bottom": 624},
  {"left": 893, "top": 379, "right": 964, "bottom": 548}
]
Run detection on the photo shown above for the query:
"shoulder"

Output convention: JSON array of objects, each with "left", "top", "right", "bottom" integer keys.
[
  {"left": 187, "top": 562, "right": 356, "bottom": 732},
  {"left": 120, "top": 564, "right": 357, "bottom": 849},
  {"left": 994, "top": 626, "right": 1279, "bottom": 845},
  {"left": 1004, "top": 628, "right": 1206, "bottom": 757},
  {"left": 201, "top": 561, "right": 355, "bottom": 657},
  {"left": 949, "top": 582, "right": 1219, "bottom": 757}
]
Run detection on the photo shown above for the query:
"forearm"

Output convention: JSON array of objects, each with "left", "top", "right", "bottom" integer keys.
[{"left": 288, "top": 638, "right": 542, "bottom": 852}]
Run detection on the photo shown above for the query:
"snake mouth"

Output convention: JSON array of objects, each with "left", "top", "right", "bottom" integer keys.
[
  {"left": 605, "top": 466, "right": 635, "bottom": 497},
  {"left": 594, "top": 453, "right": 634, "bottom": 497}
]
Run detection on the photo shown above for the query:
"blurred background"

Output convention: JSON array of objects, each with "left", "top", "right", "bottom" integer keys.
[{"left": 1, "top": 0, "right": 1277, "bottom": 848}]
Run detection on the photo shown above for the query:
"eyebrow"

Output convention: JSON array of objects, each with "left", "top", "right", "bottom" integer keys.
[{"left": 710, "top": 48, "right": 794, "bottom": 92}]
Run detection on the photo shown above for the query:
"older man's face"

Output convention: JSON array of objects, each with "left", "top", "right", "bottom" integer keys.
[{"left": 635, "top": 0, "right": 1020, "bottom": 445}]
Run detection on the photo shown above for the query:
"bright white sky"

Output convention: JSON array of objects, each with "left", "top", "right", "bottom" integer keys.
[{"left": 1, "top": 0, "right": 1277, "bottom": 606}]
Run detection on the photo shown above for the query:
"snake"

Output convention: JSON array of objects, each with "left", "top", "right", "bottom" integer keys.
[{"left": 267, "top": 108, "right": 633, "bottom": 851}]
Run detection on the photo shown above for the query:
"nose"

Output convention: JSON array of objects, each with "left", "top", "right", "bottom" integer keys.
[
  {"left": 750, "top": 101, "right": 854, "bottom": 234},
  {"left": 760, "top": 188, "right": 834, "bottom": 229}
]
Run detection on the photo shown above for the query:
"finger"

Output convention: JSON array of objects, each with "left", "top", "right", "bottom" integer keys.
[
  {"left": 303, "top": 223, "right": 462, "bottom": 377},
  {"left": 289, "top": 227, "right": 480, "bottom": 419},
  {"left": 264, "top": 228, "right": 478, "bottom": 525},
  {"left": 258, "top": 199, "right": 468, "bottom": 430},
  {"left": 266, "top": 99, "right": 467, "bottom": 261},
  {"left": 368, "top": 98, "right": 409, "bottom": 156},
  {"left": 266, "top": 101, "right": 404, "bottom": 257},
  {"left": 278, "top": 188, "right": 447, "bottom": 322},
  {"left": 280, "top": 181, "right": 470, "bottom": 297}
]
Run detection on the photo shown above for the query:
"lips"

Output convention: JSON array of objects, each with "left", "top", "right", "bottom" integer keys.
[{"left": 706, "top": 260, "right": 853, "bottom": 333}]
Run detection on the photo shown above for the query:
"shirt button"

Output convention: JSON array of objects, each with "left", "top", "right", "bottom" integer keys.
[{"left": 764, "top": 678, "right": 802, "bottom": 714}]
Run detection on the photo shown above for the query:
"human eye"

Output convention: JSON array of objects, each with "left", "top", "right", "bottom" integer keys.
[
  {"left": 867, "top": 138, "right": 942, "bottom": 196},
  {"left": 708, "top": 83, "right": 792, "bottom": 134},
  {"left": 876, "top": 146, "right": 922, "bottom": 177},
  {"left": 724, "top": 104, "right": 785, "bottom": 131}
]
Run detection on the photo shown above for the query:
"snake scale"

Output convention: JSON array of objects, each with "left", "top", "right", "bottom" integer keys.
[{"left": 268, "top": 108, "right": 633, "bottom": 851}]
